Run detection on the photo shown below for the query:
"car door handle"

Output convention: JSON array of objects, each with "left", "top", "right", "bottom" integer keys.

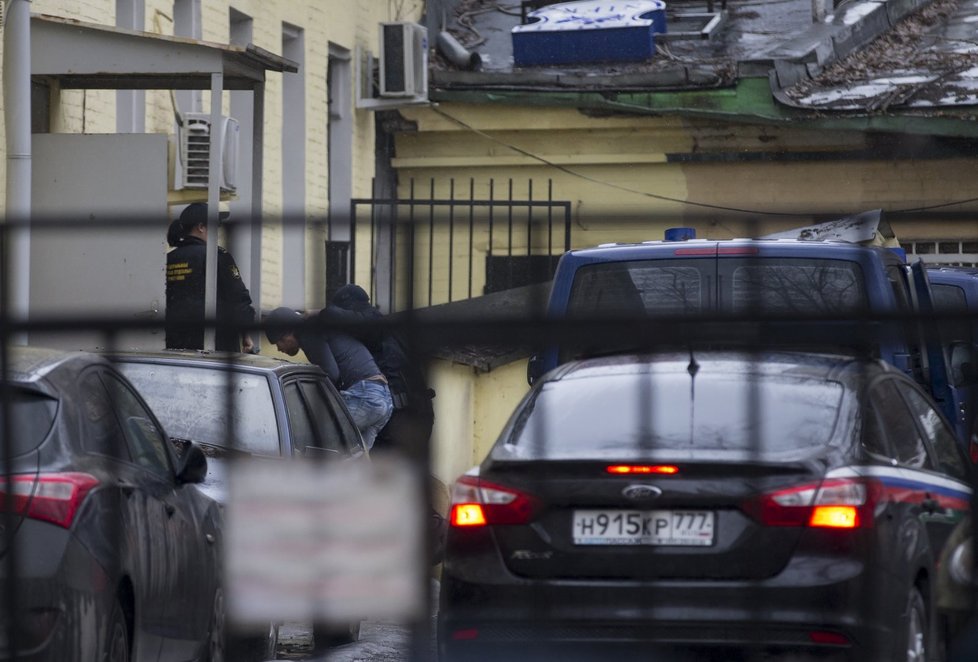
[
  {"left": 164, "top": 502, "right": 176, "bottom": 517},
  {"left": 117, "top": 479, "right": 136, "bottom": 496}
]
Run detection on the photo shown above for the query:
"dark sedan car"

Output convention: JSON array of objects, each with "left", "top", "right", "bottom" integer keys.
[
  {"left": 439, "top": 351, "right": 974, "bottom": 661},
  {"left": 0, "top": 347, "right": 221, "bottom": 662},
  {"left": 108, "top": 350, "right": 367, "bottom": 657}
]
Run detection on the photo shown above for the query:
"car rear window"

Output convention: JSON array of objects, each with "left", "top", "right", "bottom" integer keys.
[
  {"left": 0, "top": 389, "right": 58, "bottom": 457},
  {"left": 116, "top": 363, "right": 280, "bottom": 456},
  {"left": 501, "top": 372, "right": 844, "bottom": 460}
]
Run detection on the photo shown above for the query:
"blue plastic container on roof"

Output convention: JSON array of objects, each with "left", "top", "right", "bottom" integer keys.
[{"left": 512, "top": 0, "right": 667, "bottom": 67}]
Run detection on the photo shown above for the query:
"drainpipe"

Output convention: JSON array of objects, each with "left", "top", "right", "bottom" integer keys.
[{"left": 3, "top": 0, "right": 32, "bottom": 345}]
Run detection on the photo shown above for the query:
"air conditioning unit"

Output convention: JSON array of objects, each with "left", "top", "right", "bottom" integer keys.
[
  {"left": 379, "top": 22, "right": 428, "bottom": 98},
  {"left": 174, "top": 114, "right": 239, "bottom": 193}
]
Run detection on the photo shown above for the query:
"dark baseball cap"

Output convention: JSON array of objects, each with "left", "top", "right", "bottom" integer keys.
[
  {"left": 178, "top": 203, "right": 230, "bottom": 227},
  {"left": 265, "top": 307, "right": 303, "bottom": 343}
]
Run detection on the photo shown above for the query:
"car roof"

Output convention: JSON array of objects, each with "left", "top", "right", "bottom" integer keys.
[
  {"left": 5, "top": 346, "right": 107, "bottom": 383},
  {"left": 566, "top": 237, "right": 891, "bottom": 258},
  {"left": 104, "top": 349, "right": 324, "bottom": 378},
  {"left": 548, "top": 350, "right": 892, "bottom": 389}
]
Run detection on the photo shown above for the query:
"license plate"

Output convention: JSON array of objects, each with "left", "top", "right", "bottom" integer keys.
[{"left": 572, "top": 510, "right": 714, "bottom": 546}]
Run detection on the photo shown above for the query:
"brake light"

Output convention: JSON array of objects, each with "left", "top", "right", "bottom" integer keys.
[
  {"left": 451, "top": 504, "right": 487, "bottom": 527},
  {"left": 448, "top": 475, "right": 537, "bottom": 527},
  {"left": 607, "top": 465, "right": 678, "bottom": 475},
  {"left": 0, "top": 473, "right": 99, "bottom": 529},
  {"left": 745, "top": 478, "right": 874, "bottom": 529},
  {"left": 809, "top": 631, "right": 850, "bottom": 646}
]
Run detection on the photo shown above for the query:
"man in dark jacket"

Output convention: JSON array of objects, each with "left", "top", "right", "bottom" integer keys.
[
  {"left": 265, "top": 306, "right": 393, "bottom": 450},
  {"left": 320, "top": 284, "right": 435, "bottom": 455},
  {"left": 165, "top": 203, "right": 255, "bottom": 352}
]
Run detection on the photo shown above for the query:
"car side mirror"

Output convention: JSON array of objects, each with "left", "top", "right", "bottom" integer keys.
[{"left": 176, "top": 441, "right": 208, "bottom": 484}]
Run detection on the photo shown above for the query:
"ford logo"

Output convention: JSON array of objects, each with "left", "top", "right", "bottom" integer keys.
[{"left": 622, "top": 485, "right": 662, "bottom": 500}]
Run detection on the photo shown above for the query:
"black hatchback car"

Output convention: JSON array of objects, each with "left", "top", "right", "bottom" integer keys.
[
  {"left": 0, "top": 347, "right": 222, "bottom": 662},
  {"left": 439, "top": 351, "right": 974, "bottom": 661}
]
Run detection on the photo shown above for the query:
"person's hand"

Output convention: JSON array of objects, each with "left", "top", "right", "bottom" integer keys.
[{"left": 241, "top": 334, "right": 255, "bottom": 353}]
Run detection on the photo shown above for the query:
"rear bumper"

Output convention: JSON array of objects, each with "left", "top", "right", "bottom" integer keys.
[
  {"left": 439, "top": 554, "right": 900, "bottom": 660},
  {"left": 0, "top": 521, "right": 112, "bottom": 661}
]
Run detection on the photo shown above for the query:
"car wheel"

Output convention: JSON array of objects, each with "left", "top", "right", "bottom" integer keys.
[
  {"left": 228, "top": 624, "right": 278, "bottom": 662},
  {"left": 312, "top": 621, "right": 361, "bottom": 652},
  {"left": 105, "top": 599, "right": 129, "bottom": 662},
  {"left": 906, "top": 586, "right": 928, "bottom": 662},
  {"left": 207, "top": 587, "right": 226, "bottom": 662}
]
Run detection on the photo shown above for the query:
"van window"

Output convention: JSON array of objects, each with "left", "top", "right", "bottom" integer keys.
[
  {"left": 726, "top": 259, "right": 866, "bottom": 313},
  {"left": 568, "top": 261, "right": 707, "bottom": 317}
]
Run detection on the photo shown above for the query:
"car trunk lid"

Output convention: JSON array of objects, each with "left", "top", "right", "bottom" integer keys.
[{"left": 478, "top": 458, "right": 827, "bottom": 580}]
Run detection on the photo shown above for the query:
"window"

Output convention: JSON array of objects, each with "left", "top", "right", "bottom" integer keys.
[
  {"left": 503, "top": 372, "right": 844, "bottom": 459},
  {"left": 869, "top": 380, "right": 931, "bottom": 469},
  {"left": 284, "top": 382, "right": 318, "bottom": 455},
  {"left": 79, "top": 373, "right": 130, "bottom": 460},
  {"left": 116, "top": 363, "right": 280, "bottom": 455},
  {"left": 728, "top": 259, "right": 866, "bottom": 314},
  {"left": 3, "top": 388, "right": 59, "bottom": 458},
  {"left": 570, "top": 261, "right": 706, "bottom": 317},
  {"left": 299, "top": 380, "right": 361, "bottom": 454},
  {"left": 103, "top": 374, "right": 172, "bottom": 478},
  {"left": 897, "top": 384, "right": 967, "bottom": 480}
]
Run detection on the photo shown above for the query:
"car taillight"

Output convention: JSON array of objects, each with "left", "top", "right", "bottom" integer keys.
[
  {"left": 0, "top": 473, "right": 99, "bottom": 529},
  {"left": 449, "top": 475, "right": 537, "bottom": 527},
  {"left": 745, "top": 478, "right": 875, "bottom": 529}
]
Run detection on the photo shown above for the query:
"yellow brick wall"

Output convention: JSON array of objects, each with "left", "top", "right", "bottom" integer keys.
[{"left": 4, "top": 0, "right": 422, "bottom": 311}]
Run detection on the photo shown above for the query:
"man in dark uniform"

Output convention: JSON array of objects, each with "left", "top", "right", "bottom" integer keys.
[{"left": 165, "top": 203, "right": 255, "bottom": 352}]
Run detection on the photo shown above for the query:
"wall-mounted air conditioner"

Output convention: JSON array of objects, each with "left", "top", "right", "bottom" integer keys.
[
  {"left": 174, "top": 114, "right": 239, "bottom": 192},
  {"left": 379, "top": 22, "right": 428, "bottom": 98}
]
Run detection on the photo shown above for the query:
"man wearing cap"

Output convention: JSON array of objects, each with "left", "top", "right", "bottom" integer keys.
[
  {"left": 321, "top": 284, "right": 435, "bottom": 455},
  {"left": 265, "top": 306, "right": 393, "bottom": 450},
  {"left": 165, "top": 203, "right": 255, "bottom": 352}
]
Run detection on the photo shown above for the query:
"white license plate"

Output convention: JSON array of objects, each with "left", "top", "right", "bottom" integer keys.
[{"left": 572, "top": 510, "right": 714, "bottom": 546}]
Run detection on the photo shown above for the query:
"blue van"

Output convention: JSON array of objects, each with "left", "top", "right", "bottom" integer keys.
[
  {"left": 929, "top": 266, "right": 978, "bottom": 455},
  {"left": 528, "top": 214, "right": 976, "bottom": 446}
]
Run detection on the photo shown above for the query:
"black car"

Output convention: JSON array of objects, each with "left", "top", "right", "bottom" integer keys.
[
  {"left": 439, "top": 351, "right": 974, "bottom": 661},
  {"left": 0, "top": 347, "right": 221, "bottom": 662},
  {"left": 109, "top": 350, "right": 367, "bottom": 656}
]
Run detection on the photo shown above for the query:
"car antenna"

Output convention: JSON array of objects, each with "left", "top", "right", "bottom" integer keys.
[{"left": 687, "top": 345, "right": 699, "bottom": 446}]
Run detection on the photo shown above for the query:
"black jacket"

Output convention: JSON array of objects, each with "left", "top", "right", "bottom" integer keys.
[
  {"left": 318, "top": 304, "right": 433, "bottom": 413},
  {"left": 165, "top": 236, "right": 255, "bottom": 351}
]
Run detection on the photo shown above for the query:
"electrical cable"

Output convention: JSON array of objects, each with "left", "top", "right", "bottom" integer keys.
[
  {"left": 431, "top": 106, "right": 978, "bottom": 217},
  {"left": 431, "top": 106, "right": 811, "bottom": 216}
]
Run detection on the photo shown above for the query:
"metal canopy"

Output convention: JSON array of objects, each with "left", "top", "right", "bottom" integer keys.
[
  {"left": 30, "top": 14, "right": 298, "bottom": 90},
  {"left": 25, "top": 12, "right": 293, "bottom": 350}
]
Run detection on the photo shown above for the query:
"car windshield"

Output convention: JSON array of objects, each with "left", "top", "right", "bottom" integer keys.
[
  {"left": 116, "top": 362, "right": 280, "bottom": 456},
  {"left": 0, "top": 388, "right": 58, "bottom": 457},
  {"left": 499, "top": 371, "right": 844, "bottom": 460}
]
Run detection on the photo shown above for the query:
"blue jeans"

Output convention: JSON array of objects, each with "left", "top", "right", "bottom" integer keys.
[{"left": 342, "top": 379, "right": 393, "bottom": 451}]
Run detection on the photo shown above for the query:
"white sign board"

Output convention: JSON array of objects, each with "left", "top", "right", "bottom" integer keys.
[{"left": 225, "top": 457, "right": 424, "bottom": 624}]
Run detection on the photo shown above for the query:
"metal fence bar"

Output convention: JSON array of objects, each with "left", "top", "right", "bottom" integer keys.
[
  {"left": 468, "top": 178, "right": 475, "bottom": 300},
  {"left": 448, "top": 179, "right": 455, "bottom": 304}
]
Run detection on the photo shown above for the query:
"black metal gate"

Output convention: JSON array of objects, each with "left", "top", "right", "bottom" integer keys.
[{"left": 346, "top": 178, "right": 572, "bottom": 312}]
